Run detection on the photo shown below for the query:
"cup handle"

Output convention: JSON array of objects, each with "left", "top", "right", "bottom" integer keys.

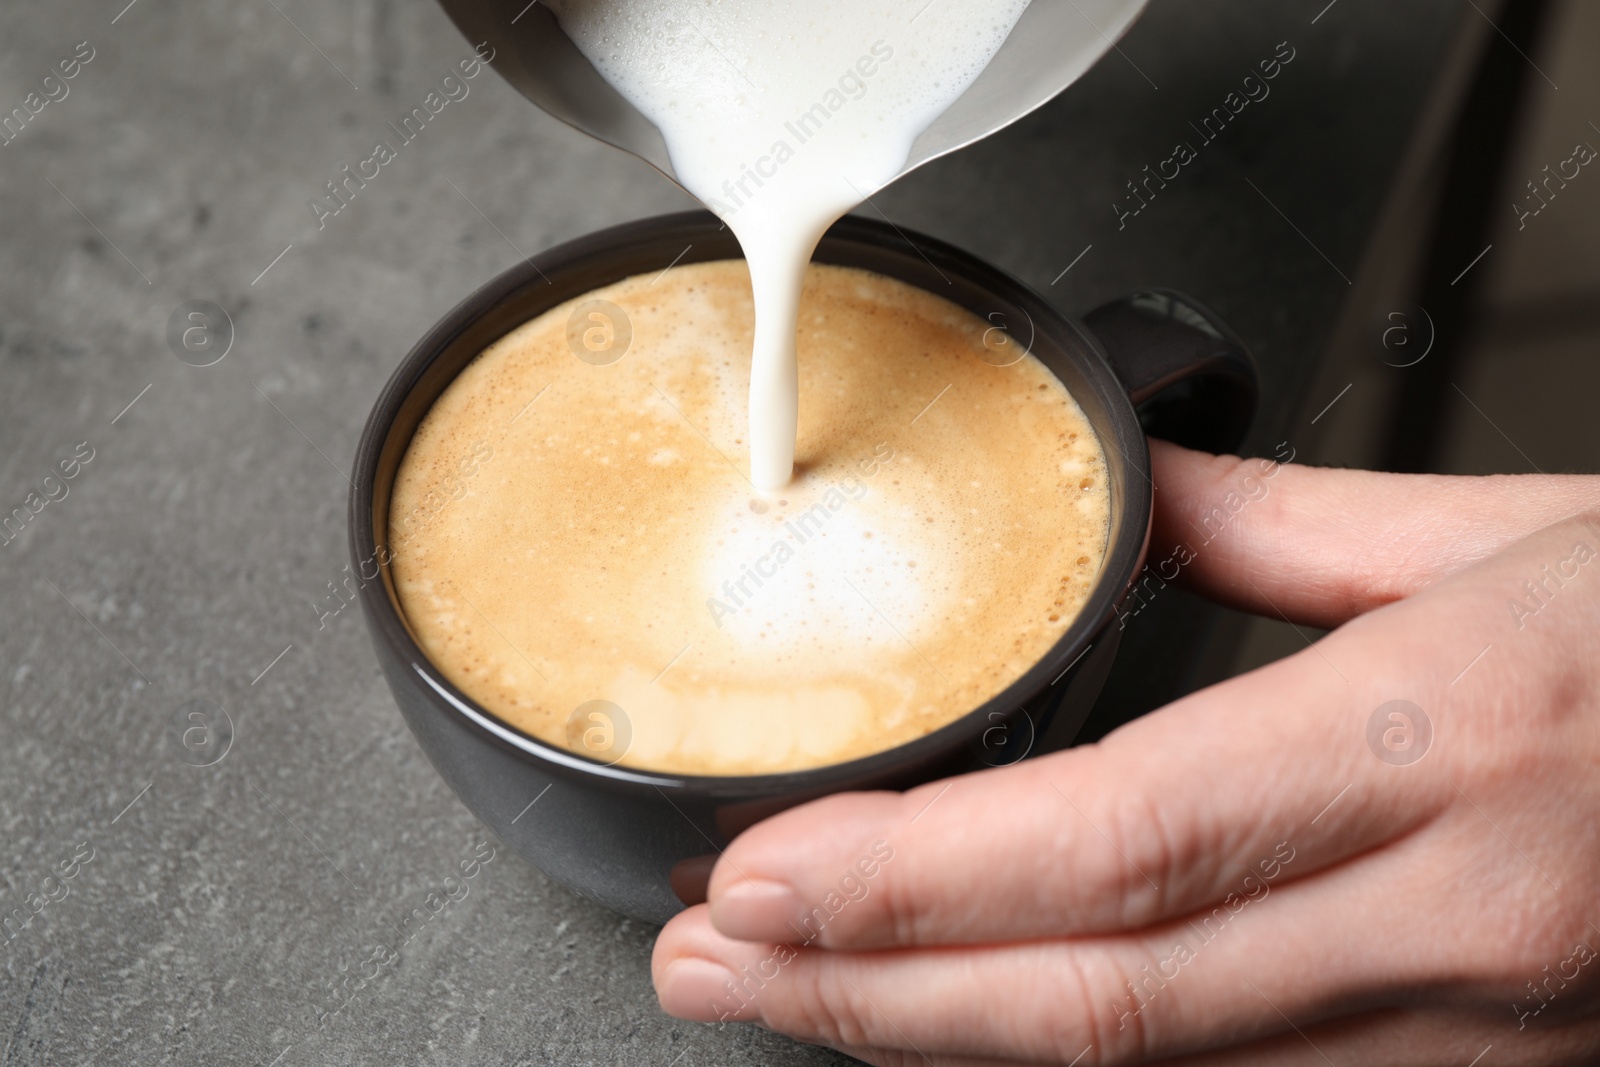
[{"left": 1083, "top": 289, "right": 1259, "bottom": 454}]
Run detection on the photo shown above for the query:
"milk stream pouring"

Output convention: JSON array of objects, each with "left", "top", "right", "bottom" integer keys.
[{"left": 544, "top": 0, "right": 1038, "bottom": 489}]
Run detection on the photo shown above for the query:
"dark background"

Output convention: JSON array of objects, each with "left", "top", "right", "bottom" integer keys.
[{"left": 0, "top": 0, "right": 1593, "bottom": 1063}]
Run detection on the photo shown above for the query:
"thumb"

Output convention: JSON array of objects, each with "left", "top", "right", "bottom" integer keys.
[{"left": 1148, "top": 439, "right": 1600, "bottom": 629}]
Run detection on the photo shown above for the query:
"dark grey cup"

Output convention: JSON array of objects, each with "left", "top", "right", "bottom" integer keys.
[{"left": 350, "top": 211, "right": 1256, "bottom": 924}]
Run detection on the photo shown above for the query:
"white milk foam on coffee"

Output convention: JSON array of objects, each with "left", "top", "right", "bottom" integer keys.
[
  {"left": 389, "top": 262, "right": 1110, "bottom": 776},
  {"left": 544, "top": 0, "right": 1034, "bottom": 490}
]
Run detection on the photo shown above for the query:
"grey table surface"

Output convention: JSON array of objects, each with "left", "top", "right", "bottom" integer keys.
[{"left": 0, "top": 1, "right": 1465, "bottom": 1063}]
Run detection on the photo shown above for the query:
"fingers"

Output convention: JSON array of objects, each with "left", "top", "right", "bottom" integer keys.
[
  {"left": 702, "top": 512, "right": 1600, "bottom": 954},
  {"left": 702, "top": 632, "right": 1438, "bottom": 951},
  {"left": 1149, "top": 1008, "right": 1598, "bottom": 1067},
  {"left": 657, "top": 851, "right": 1467, "bottom": 1065},
  {"left": 658, "top": 906, "right": 1131, "bottom": 1062},
  {"left": 1147, "top": 439, "right": 1600, "bottom": 629},
  {"left": 830, "top": 1010, "right": 1599, "bottom": 1067},
  {"left": 663, "top": 514, "right": 1600, "bottom": 1065},
  {"left": 826, "top": 1048, "right": 1034, "bottom": 1067}
]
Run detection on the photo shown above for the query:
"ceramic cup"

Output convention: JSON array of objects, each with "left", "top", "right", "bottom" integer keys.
[{"left": 351, "top": 211, "right": 1256, "bottom": 923}]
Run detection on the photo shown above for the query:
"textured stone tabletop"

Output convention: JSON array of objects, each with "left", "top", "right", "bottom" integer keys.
[{"left": 0, "top": 1, "right": 1463, "bottom": 1062}]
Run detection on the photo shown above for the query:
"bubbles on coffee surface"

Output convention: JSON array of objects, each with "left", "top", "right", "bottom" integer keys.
[{"left": 388, "top": 261, "right": 1111, "bottom": 776}]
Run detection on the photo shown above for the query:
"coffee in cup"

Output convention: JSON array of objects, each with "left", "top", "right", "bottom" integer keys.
[{"left": 388, "top": 260, "right": 1109, "bottom": 776}]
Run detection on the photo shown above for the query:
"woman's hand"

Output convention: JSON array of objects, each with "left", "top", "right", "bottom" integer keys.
[{"left": 651, "top": 442, "right": 1600, "bottom": 1065}]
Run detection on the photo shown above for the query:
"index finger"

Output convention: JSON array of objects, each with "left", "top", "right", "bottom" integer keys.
[{"left": 703, "top": 621, "right": 1442, "bottom": 950}]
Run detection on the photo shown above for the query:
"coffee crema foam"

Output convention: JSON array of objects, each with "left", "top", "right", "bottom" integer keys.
[{"left": 389, "top": 262, "right": 1108, "bottom": 776}]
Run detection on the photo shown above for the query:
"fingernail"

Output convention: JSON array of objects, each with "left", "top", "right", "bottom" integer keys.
[
  {"left": 711, "top": 878, "right": 807, "bottom": 941},
  {"left": 659, "top": 957, "right": 742, "bottom": 1021}
]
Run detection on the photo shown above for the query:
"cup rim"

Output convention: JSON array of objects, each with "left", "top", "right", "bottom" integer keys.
[{"left": 351, "top": 210, "right": 1150, "bottom": 798}]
